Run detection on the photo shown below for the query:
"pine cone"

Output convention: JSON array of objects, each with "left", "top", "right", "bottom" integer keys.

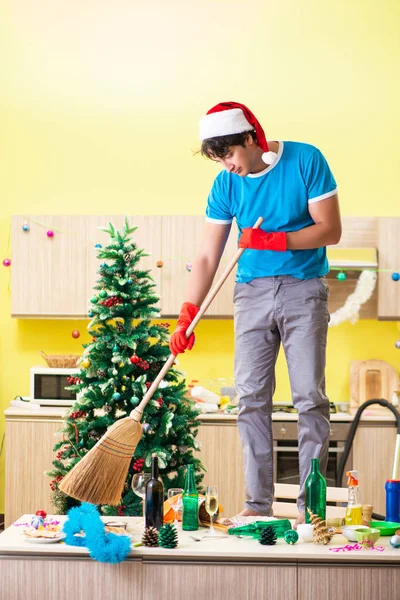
[
  {"left": 123, "top": 252, "right": 132, "bottom": 263},
  {"left": 259, "top": 525, "right": 277, "bottom": 546},
  {"left": 116, "top": 322, "right": 124, "bottom": 332},
  {"left": 142, "top": 526, "right": 159, "bottom": 547},
  {"left": 307, "top": 508, "right": 332, "bottom": 545},
  {"left": 97, "top": 369, "right": 106, "bottom": 378},
  {"left": 158, "top": 523, "right": 178, "bottom": 549}
]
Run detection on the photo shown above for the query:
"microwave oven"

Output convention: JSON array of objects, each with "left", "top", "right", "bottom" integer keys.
[{"left": 30, "top": 367, "right": 82, "bottom": 406}]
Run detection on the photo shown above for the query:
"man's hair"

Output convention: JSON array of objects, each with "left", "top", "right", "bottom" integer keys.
[{"left": 201, "top": 130, "right": 257, "bottom": 160}]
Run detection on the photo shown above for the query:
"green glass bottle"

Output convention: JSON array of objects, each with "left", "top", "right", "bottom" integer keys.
[
  {"left": 305, "top": 458, "right": 327, "bottom": 523},
  {"left": 182, "top": 464, "right": 199, "bottom": 531}
]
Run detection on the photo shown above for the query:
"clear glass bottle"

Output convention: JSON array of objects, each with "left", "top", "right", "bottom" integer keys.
[
  {"left": 305, "top": 458, "right": 327, "bottom": 523},
  {"left": 182, "top": 464, "right": 199, "bottom": 531}
]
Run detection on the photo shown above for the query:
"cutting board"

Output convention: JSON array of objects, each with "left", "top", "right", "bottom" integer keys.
[{"left": 350, "top": 359, "right": 400, "bottom": 413}]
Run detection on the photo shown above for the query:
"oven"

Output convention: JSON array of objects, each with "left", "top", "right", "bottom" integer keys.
[{"left": 272, "top": 421, "right": 352, "bottom": 488}]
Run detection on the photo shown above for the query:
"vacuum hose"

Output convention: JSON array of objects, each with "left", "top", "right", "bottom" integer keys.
[{"left": 336, "top": 398, "right": 400, "bottom": 521}]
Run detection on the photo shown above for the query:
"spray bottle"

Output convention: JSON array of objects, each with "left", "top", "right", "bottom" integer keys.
[{"left": 345, "top": 470, "right": 362, "bottom": 525}]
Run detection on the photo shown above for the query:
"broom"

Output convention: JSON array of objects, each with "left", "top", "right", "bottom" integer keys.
[{"left": 59, "top": 216, "right": 264, "bottom": 505}]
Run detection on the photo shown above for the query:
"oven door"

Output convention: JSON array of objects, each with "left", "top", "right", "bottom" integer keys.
[{"left": 272, "top": 422, "right": 352, "bottom": 488}]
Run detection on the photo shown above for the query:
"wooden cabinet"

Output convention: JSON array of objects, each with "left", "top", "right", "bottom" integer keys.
[
  {"left": 11, "top": 216, "right": 89, "bottom": 317},
  {"left": 160, "top": 216, "right": 238, "bottom": 316},
  {"left": 5, "top": 410, "right": 64, "bottom": 527},
  {"left": 378, "top": 218, "right": 400, "bottom": 319},
  {"left": 11, "top": 215, "right": 163, "bottom": 318},
  {"left": 353, "top": 421, "right": 397, "bottom": 515},
  {"left": 10, "top": 215, "right": 400, "bottom": 319},
  {"left": 4, "top": 409, "right": 397, "bottom": 524}
]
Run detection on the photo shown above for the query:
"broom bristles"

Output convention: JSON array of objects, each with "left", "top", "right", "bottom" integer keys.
[{"left": 59, "top": 415, "right": 142, "bottom": 506}]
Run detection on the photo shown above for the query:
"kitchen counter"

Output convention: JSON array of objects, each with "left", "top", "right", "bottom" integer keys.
[
  {"left": 5, "top": 405, "right": 398, "bottom": 422},
  {"left": 0, "top": 515, "right": 399, "bottom": 600}
]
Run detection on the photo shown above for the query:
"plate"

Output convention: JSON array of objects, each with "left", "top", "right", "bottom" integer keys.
[
  {"left": 24, "top": 533, "right": 66, "bottom": 544},
  {"left": 369, "top": 522, "right": 400, "bottom": 536}
]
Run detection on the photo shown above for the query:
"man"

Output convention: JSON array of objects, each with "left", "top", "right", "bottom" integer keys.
[{"left": 170, "top": 101, "right": 341, "bottom": 525}]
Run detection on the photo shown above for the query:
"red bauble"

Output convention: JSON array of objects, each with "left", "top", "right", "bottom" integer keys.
[
  {"left": 130, "top": 355, "right": 140, "bottom": 364},
  {"left": 36, "top": 509, "right": 47, "bottom": 518},
  {"left": 71, "top": 329, "right": 80, "bottom": 339}
]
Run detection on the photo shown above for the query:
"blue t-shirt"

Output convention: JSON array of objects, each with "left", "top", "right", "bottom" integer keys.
[{"left": 205, "top": 141, "right": 337, "bottom": 282}]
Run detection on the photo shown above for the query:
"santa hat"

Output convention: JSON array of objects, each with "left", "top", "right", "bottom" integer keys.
[{"left": 199, "top": 101, "right": 277, "bottom": 165}]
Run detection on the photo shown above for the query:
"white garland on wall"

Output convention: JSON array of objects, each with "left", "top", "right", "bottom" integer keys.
[{"left": 329, "top": 270, "right": 377, "bottom": 327}]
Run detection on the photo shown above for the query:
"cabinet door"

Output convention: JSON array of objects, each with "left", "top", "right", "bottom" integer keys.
[
  {"left": 160, "top": 216, "right": 238, "bottom": 316},
  {"left": 196, "top": 422, "right": 245, "bottom": 517},
  {"left": 353, "top": 423, "right": 397, "bottom": 515},
  {"left": 378, "top": 218, "right": 400, "bottom": 319},
  {"left": 11, "top": 216, "right": 88, "bottom": 317},
  {"left": 5, "top": 418, "right": 63, "bottom": 527},
  {"left": 85, "top": 215, "right": 162, "bottom": 314}
]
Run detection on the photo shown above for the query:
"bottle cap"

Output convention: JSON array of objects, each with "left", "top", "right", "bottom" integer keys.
[{"left": 346, "top": 470, "right": 359, "bottom": 486}]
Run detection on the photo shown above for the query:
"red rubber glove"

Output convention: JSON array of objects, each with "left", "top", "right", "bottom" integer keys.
[
  {"left": 238, "top": 228, "right": 287, "bottom": 251},
  {"left": 169, "top": 302, "right": 201, "bottom": 355}
]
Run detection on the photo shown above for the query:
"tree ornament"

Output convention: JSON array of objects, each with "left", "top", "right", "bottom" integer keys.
[
  {"left": 395, "top": 340, "right": 400, "bottom": 350},
  {"left": 130, "top": 354, "right": 140, "bottom": 364},
  {"left": 142, "top": 423, "right": 151, "bottom": 434},
  {"left": 71, "top": 329, "right": 80, "bottom": 339},
  {"left": 97, "top": 369, "right": 107, "bottom": 378},
  {"left": 116, "top": 322, "right": 124, "bottom": 332},
  {"left": 90, "top": 296, "right": 98, "bottom": 304},
  {"left": 112, "top": 369, "right": 118, "bottom": 376},
  {"left": 47, "top": 230, "right": 54, "bottom": 238},
  {"left": 390, "top": 534, "right": 400, "bottom": 548},
  {"left": 2, "top": 258, "right": 11, "bottom": 267},
  {"left": 392, "top": 272, "right": 400, "bottom": 282},
  {"left": 127, "top": 279, "right": 133, "bottom": 285},
  {"left": 99, "top": 290, "right": 107, "bottom": 298},
  {"left": 100, "top": 262, "right": 107, "bottom": 268},
  {"left": 31, "top": 515, "right": 45, "bottom": 529},
  {"left": 81, "top": 359, "right": 91, "bottom": 369},
  {"left": 336, "top": 271, "right": 347, "bottom": 281},
  {"left": 112, "top": 392, "right": 121, "bottom": 401},
  {"left": 123, "top": 252, "right": 132, "bottom": 263},
  {"left": 130, "top": 396, "right": 140, "bottom": 405},
  {"left": 113, "top": 345, "right": 119, "bottom": 353},
  {"left": 22, "top": 223, "right": 30, "bottom": 232},
  {"left": 156, "top": 260, "right": 163, "bottom": 268},
  {"left": 88, "top": 310, "right": 94, "bottom": 317},
  {"left": 284, "top": 529, "right": 299, "bottom": 545},
  {"left": 118, "top": 249, "right": 124, "bottom": 255},
  {"left": 89, "top": 430, "right": 100, "bottom": 440},
  {"left": 158, "top": 523, "right": 178, "bottom": 549},
  {"left": 121, "top": 385, "right": 126, "bottom": 392},
  {"left": 307, "top": 508, "right": 333, "bottom": 545},
  {"left": 179, "top": 446, "right": 188, "bottom": 454},
  {"left": 104, "top": 405, "right": 113, "bottom": 414},
  {"left": 95, "top": 243, "right": 102, "bottom": 248},
  {"left": 259, "top": 525, "right": 277, "bottom": 545},
  {"left": 142, "top": 526, "right": 159, "bottom": 547}
]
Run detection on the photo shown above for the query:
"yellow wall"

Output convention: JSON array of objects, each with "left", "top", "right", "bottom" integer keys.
[{"left": 1, "top": 0, "right": 400, "bottom": 512}]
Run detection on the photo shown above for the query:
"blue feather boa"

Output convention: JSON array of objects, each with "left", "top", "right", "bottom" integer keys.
[{"left": 63, "top": 503, "right": 131, "bottom": 563}]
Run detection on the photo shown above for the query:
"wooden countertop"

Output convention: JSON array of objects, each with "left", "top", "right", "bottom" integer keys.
[
  {"left": 1, "top": 515, "right": 399, "bottom": 564},
  {"left": 4, "top": 406, "right": 398, "bottom": 423}
]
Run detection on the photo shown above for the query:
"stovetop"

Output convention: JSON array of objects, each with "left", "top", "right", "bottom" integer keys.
[{"left": 272, "top": 402, "right": 337, "bottom": 414}]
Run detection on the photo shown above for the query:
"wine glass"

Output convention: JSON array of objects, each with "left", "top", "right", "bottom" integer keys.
[
  {"left": 205, "top": 485, "right": 219, "bottom": 536},
  {"left": 168, "top": 488, "right": 183, "bottom": 526},
  {"left": 131, "top": 472, "right": 151, "bottom": 522}
]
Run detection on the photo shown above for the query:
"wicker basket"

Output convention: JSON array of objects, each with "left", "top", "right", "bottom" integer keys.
[{"left": 40, "top": 351, "right": 80, "bottom": 368}]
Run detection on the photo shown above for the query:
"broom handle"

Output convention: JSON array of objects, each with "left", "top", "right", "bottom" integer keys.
[{"left": 133, "top": 216, "right": 264, "bottom": 417}]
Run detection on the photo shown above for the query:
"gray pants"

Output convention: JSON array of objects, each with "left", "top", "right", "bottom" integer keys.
[{"left": 234, "top": 276, "right": 331, "bottom": 515}]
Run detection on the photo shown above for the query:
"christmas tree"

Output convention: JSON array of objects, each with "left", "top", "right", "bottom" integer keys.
[{"left": 47, "top": 217, "right": 204, "bottom": 517}]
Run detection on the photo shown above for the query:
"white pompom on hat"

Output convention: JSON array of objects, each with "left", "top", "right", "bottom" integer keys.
[{"left": 199, "top": 101, "right": 277, "bottom": 165}]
